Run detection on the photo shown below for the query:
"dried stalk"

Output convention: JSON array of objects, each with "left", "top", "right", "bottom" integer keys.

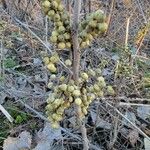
[
  {"left": 71, "top": 0, "right": 89, "bottom": 149},
  {"left": 0, "top": 104, "right": 14, "bottom": 123}
]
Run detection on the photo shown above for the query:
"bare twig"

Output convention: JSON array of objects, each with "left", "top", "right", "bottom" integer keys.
[
  {"left": 106, "top": 0, "right": 115, "bottom": 34},
  {"left": 125, "top": 17, "right": 130, "bottom": 49},
  {"left": 119, "top": 102, "right": 150, "bottom": 107},
  {"left": 104, "top": 100, "right": 150, "bottom": 141}
]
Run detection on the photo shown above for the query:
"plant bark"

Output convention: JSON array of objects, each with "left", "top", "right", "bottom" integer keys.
[{"left": 71, "top": 0, "right": 89, "bottom": 150}]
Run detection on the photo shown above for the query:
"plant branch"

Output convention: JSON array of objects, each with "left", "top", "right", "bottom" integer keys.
[{"left": 71, "top": 1, "right": 89, "bottom": 149}]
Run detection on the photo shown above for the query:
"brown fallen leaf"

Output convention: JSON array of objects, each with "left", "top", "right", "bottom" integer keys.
[{"left": 3, "top": 131, "right": 32, "bottom": 150}]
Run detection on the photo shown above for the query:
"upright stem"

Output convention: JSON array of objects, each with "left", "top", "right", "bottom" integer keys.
[
  {"left": 72, "top": 0, "right": 81, "bottom": 82},
  {"left": 71, "top": 1, "right": 89, "bottom": 149}
]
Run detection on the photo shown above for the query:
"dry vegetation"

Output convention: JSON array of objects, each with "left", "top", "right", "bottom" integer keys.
[{"left": 0, "top": 0, "right": 150, "bottom": 150}]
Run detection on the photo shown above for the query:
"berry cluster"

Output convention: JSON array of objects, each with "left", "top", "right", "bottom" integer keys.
[
  {"left": 44, "top": 54, "right": 115, "bottom": 128},
  {"left": 42, "top": 0, "right": 108, "bottom": 50}
]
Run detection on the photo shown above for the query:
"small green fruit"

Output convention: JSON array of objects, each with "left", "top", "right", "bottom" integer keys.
[
  {"left": 75, "top": 98, "right": 82, "bottom": 105},
  {"left": 67, "top": 86, "right": 75, "bottom": 93},
  {"left": 48, "top": 10, "right": 55, "bottom": 17},
  {"left": 43, "top": 57, "right": 50, "bottom": 65},
  {"left": 51, "top": 122, "right": 59, "bottom": 128},
  {"left": 65, "top": 59, "right": 72, "bottom": 66},
  {"left": 73, "top": 90, "right": 81, "bottom": 97},
  {"left": 50, "top": 54, "right": 59, "bottom": 63},
  {"left": 58, "top": 4, "right": 64, "bottom": 11},
  {"left": 42, "top": 0, "right": 51, "bottom": 7},
  {"left": 47, "top": 63, "right": 57, "bottom": 73},
  {"left": 107, "top": 86, "right": 115, "bottom": 95},
  {"left": 58, "top": 26, "right": 65, "bottom": 33},
  {"left": 81, "top": 72, "right": 88, "bottom": 80},
  {"left": 98, "top": 23, "right": 108, "bottom": 33},
  {"left": 58, "top": 42, "right": 66, "bottom": 49},
  {"left": 66, "top": 42, "right": 71, "bottom": 48},
  {"left": 50, "top": 35, "right": 57, "bottom": 43},
  {"left": 47, "top": 82, "right": 53, "bottom": 88},
  {"left": 59, "top": 84, "right": 67, "bottom": 91},
  {"left": 88, "top": 20, "right": 97, "bottom": 28}
]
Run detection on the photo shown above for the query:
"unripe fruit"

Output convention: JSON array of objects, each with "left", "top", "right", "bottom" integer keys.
[
  {"left": 82, "top": 107, "right": 88, "bottom": 115},
  {"left": 61, "top": 13, "right": 69, "bottom": 21},
  {"left": 46, "top": 104, "right": 53, "bottom": 111},
  {"left": 88, "top": 86, "right": 94, "bottom": 92},
  {"left": 75, "top": 98, "right": 82, "bottom": 105},
  {"left": 55, "top": 21, "right": 63, "bottom": 27},
  {"left": 58, "top": 26, "right": 65, "bottom": 33},
  {"left": 59, "top": 84, "right": 67, "bottom": 91},
  {"left": 58, "top": 42, "right": 66, "bottom": 49},
  {"left": 60, "top": 76, "right": 65, "bottom": 82},
  {"left": 58, "top": 35, "right": 65, "bottom": 42},
  {"left": 43, "top": 57, "right": 49, "bottom": 65},
  {"left": 97, "top": 76, "right": 105, "bottom": 82},
  {"left": 67, "top": 86, "right": 75, "bottom": 93},
  {"left": 64, "top": 33, "right": 70, "bottom": 40},
  {"left": 65, "top": 59, "right": 72, "bottom": 66},
  {"left": 47, "top": 63, "right": 57, "bottom": 73},
  {"left": 47, "top": 82, "right": 53, "bottom": 88},
  {"left": 87, "top": 34, "right": 93, "bottom": 41},
  {"left": 88, "top": 69, "right": 96, "bottom": 76},
  {"left": 58, "top": 4, "right": 64, "bottom": 11},
  {"left": 48, "top": 10, "right": 55, "bottom": 17},
  {"left": 52, "top": 113, "right": 62, "bottom": 121},
  {"left": 107, "top": 86, "right": 115, "bottom": 95},
  {"left": 57, "top": 107, "right": 64, "bottom": 115},
  {"left": 50, "top": 35, "right": 57, "bottom": 43},
  {"left": 54, "top": 14, "right": 61, "bottom": 21},
  {"left": 94, "top": 10, "right": 105, "bottom": 22},
  {"left": 69, "top": 96, "right": 73, "bottom": 102},
  {"left": 97, "top": 76, "right": 106, "bottom": 88},
  {"left": 88, "top": 20, "right": 97, "bottom": 28},
  {"left": 95, "top": 68, "right": 102, "bottom": 75},
  {"left": 86, "top": 40, "right": 90, "bottom": 46},
  {"left": 52, "top": 31, "right": 59, "bottom": 37},
  {"left": 80, "top": 42, "right": 87, "bottom": 48},
  {"left": 81, "top": 72, "right": 88, "bottom": 80},
  {"left": 51, "top": 122, "right": 59, "bottom": 128},
  {"left": 80, "top": 31, "right": 88, "bottom": 39},
  {"left": 42, "top": 0, "right": 51, "bottom": 7},
  {"left": 52, "top": 1, "right": 58, "bottom": 9},
  {"left": 87, "top": 93, "right": 96, "bottom": 101},
  {"left": 73, "top": 90, "right": 81, "bottom": 97},
  {"left": 97, "top": 90, "right": 104, "bottom": 97},
  {"left": 93, "top": 84, "right": 100, "bottom": 92},
  {"left": 50, "top": 74, "right": 56, "bottom": 79},
  {"left": 66, "top": 42, "right": 71, "bottom": 48},
  {"left": 47, "top": 116, "right": 53, "bottom": 122},
  {"left": 98, "top": 23, "right": 108, "bottom": 33},
  {"left": 50, "top": 54, "right": 59, "bottom": 63}
]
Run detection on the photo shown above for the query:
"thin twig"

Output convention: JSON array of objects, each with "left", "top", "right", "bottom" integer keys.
[
  {"left": 0, "top": 104, "right": 14, "bottom": 122},
  {"left": 125, "top": 17, "right": 130, "bottom": 49},
  {"left": 119, "top": 102, "right": 150, "bottom": 107},
  {"left": 104, "top": 100, "right": 150, "bottom": 141},
  {"left": 106, "top": 0, "right": 115, "bottom": 35}
]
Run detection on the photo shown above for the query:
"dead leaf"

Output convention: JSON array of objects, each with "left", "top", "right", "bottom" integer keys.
[
  {"left": 90, "top": 110, "right": 112, "bottom": 129},
  {"left": 127, "top": 129, "right": 139, "bottom": 147},
  {"left": 3, "top": 131, "right": 32, "bottom": 150},
  {"left": 33, "top": 123, "right": 62, "bottom": 150}
]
